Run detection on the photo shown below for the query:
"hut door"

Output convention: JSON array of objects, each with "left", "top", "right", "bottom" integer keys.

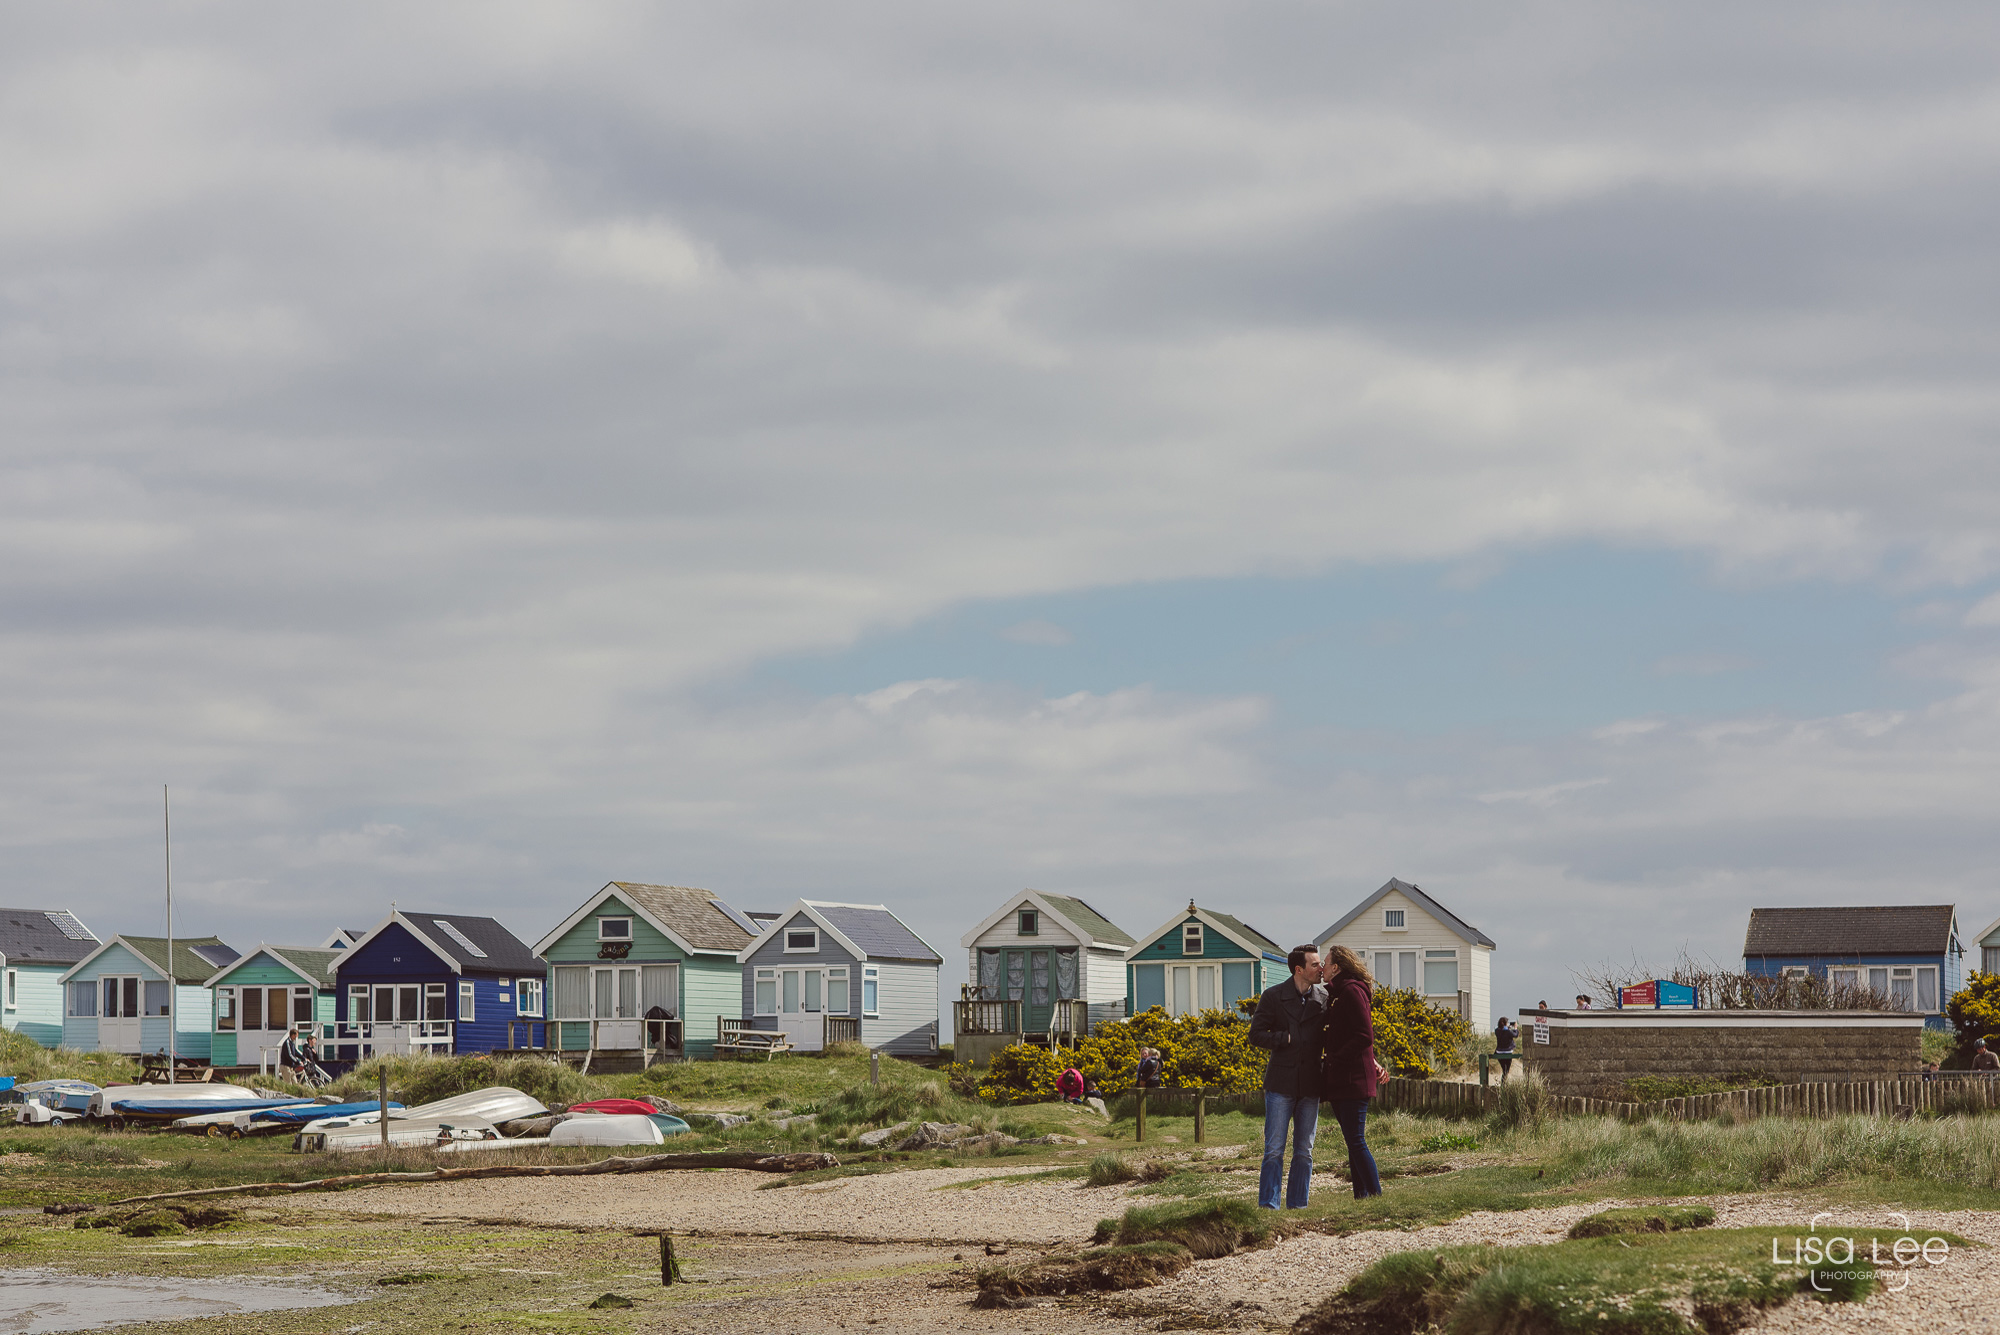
[
  {"left": 778, "top": 969, "right": 825, "bottom": 1052},
  {"left": 98, "top": 975, "right": 143, "bottom": 1053},
  {"left": 1022, "top": 951, "right": 1053, "bottom": 1035}
]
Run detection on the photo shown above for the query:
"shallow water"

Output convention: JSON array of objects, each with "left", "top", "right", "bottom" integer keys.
[{"left": 0, "top": 1269, "right": 355, "bottom": 1332}]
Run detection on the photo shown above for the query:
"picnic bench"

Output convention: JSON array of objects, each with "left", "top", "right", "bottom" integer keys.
[
  {"left": 139, "top": 1058, "right": 218, "bottom": 1084},
  {"left": 715, "top": 1020, "right": 794, "bottom": 1060}
]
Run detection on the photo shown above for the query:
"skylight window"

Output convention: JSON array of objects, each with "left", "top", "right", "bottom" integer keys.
[
  {"left": 43, "top": 911, "right": 93, "bottom": 941},
  {"left": 432, "top": 920, "right": 488, "bottom": 958}
]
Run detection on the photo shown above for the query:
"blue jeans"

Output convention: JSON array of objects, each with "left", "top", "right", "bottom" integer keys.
[
  {"left": 1328, "top": 1098, "right": 1382, "bottom": 1199},
  {"left": 1259, "top": 1092, "right": 1319, "bottom": 1209}
]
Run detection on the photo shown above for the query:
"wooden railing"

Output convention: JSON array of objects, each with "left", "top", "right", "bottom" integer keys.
[
  {"left": 826, "top": 1015, "right": 861, "bottom": 1046},
  {"left": 507, "top": 1018, "right": 682, "bottom": 1052},
  {"left": 954, "top": 999, "right": 1021, "bottom": 1035},
  {"left": 1048, "top": 1000, "right": 1090, "bottom": 1041}
]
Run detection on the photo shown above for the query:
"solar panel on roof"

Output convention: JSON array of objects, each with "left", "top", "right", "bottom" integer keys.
[
  {"left": 43, "top": 911, "right": 93, "bottom": 941},
  {"left": 432, "top": 920, "right": 488, "bottom": 958}
]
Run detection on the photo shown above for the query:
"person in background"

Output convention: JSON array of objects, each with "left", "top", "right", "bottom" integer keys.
[
  {"left": 1248, "top": 945, "right": 1327, "bottom": 1210},
  {"left": 1923, "top": 1061, "right": 1940, "bottom": 1082},
  {"left": 1056, "top": 1066, "right": 1086, "bottom": 1104},
  {"left": 277, "top": 1025, "right": 305, "bottom": 1080},
  {"left": 1318, "top": 945, "right": 1385, "bottom": 1199},
  {"left": 1135, "top": 1047, "right": 1163, "bottom": 1089},
  {"left": 1975, "top": 1039, "right": 1999, "bottom": 1072},
  {"left": 1573, "top": 994, "right": 1592, "bottom": 1010},
  {"left": 1493, "top": 1016, "right": 1517, "bottom": 1083}
]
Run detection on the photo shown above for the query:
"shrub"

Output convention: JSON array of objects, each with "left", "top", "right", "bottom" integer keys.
[
  {"left": 1098, "top": 1197, "right": 1273, "bottom": 1259},
  {"left": 1622, "top": 1072, "right": 1782, "bottom": 1103},
  {"left": 1371, "top": 988, "right": 1474, "bottom": 1079},
  {"left": 1415, "top": 1131, "right": 1480, "bottom": 1153},
  {"left": 977, "top": 1045, "right": 1065, "bottom": 1104},
  {"left": 1947, "top": 973, "right": 2000, "bottom": 1059}
]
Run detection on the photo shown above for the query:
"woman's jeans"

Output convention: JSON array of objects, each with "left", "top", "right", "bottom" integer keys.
[
  {"left": 1259, "top": 1092, "right": 1319, "bottom": 1209},
  {"left": 1327, "top": 1098, "right": 1382, "bottom": 1198}
]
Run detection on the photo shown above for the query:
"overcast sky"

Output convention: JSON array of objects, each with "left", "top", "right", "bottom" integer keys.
[{"left": 8, "top": 4, "right": 2000, "bottom": 1019}]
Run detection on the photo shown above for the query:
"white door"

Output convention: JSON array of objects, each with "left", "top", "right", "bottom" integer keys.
[
  {"left": 98, "top": 976, "right": 143, "bottom": 1053},
  {"left": 594, "top": 967, "right": 642, "bottom": 1048},
  {"left": 1167, "top": 965, "right": 1219, "bottom": 1017},
  {"left": 777, "top": 968, "right": 825, "bottom": 1051}
]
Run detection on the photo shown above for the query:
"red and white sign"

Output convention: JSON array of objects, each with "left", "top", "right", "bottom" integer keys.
[{"left": 1620, "top": 981, "right": 1658, "bottom": 1009}]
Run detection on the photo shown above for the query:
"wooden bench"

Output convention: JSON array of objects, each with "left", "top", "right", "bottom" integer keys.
[{"left": 714, "top": 1032, "right": 795, "bottom": 1061}]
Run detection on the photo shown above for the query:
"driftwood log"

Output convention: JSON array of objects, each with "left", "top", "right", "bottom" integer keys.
[{"left": 45, "top": 1150, "right": 838, "bottom": 1213}]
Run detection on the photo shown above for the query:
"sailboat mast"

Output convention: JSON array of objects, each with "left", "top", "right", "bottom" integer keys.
[{"left": 164, "top": 785, "right": 175, "bottom": 1073}]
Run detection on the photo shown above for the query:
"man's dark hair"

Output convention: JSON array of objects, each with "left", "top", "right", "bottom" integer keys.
[{"left": 1287, "top": 945, "right": 1319, "bottom": 974}]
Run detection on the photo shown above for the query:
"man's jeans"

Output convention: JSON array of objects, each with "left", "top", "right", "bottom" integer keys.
[
  {"left": 1327, "top": 1098, "right": 1383, "bottom": 1199},
  {"left": 1259, "top": 1091, "right": 1319, "bottom": 1209}
]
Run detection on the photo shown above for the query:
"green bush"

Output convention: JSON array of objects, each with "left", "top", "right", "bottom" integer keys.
[
  {"left": 1371, "top": 987, "right": 1474, "bottom": 1079},
  {"left": 1947, "top": 973, "right": 2000, "bottom": 1060}
]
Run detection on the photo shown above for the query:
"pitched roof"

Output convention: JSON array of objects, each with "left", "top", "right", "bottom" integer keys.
[
  {"left": 1038, "top": 894, "right": 1135, "bottom": 947},
  {"left": 207, "top": 945, "right": 342, "bottom": 989},
  {"left": 1204, "top": 909, "right": 1283, "bottom": 957},
  {"left": 813, "top": 904, "right": 942, "bottom": 963},
  {"left": 0, "top": 908, "right": 100, "bottom": 966},
  {"left": 1316, "top": 878, "right": 1498, "bottom": 949},
  {"left": 123, "top": 936, "right": 238, "bottom": 983},
  {"left": 1743, "top": 906, "right": 1960, "bottom": 958},
  {"left": 608, "top": 883, "right": 758, "bottom": 953},
  {"left": 411, "top": 913, "right": 542, "bottom": 973}
]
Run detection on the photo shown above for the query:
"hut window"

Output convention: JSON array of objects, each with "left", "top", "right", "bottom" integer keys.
[
  {"left": 977, "top": 949, "right": 1002, "bottom": 999},
  {"left": 552, "top": 966, "right": 589, "bottom": 1020},
  {"left": 459, "top": 980, "right": 476, "bottom": 1021},
  {"left": 785, "top": 928, "right": 818, "bottom": 953},
  {"left": 348, "top": 984, "right": 370, "bottom": 1023},
  {"left": 516, "top": 978, "right": 544, "bottom": 1017},
  {"left": 242, "top": 987, "right": 264, "bottom": 1031},
  {"left": 862, "top": 965, "right": 879, "bottom": 1017},
  {"left": 1384, "top": 910, "right": 1406, "bottom": 929},
  {"left": 293, "top": 987, "right": 314, "bottom": 1024},
  {"left": 1055, "top": 950, "right": 1078, "bottom": 1000},
  {"left": 1423, "top": 951, "right": 1460, "bottom": 996},
  {"left": 144, "top": 981, "right": 169, "bottom": 1017},
  {"left": 1017, "top": 909, "right": 1039, "bottom": 936},
  {"left": 828, "top": 968, "right": 849, "bottom": 1014},
  {"left": 755, "top": 968, "right": 777, "bottom": 1015},
  {"left": 2, "top": 969, "right": 13, "bottom": 1010},
  {"left": 1181, "top": 923, "right": 1203, "bottom": 956},
  {"left": 216, "top": 988, "right": 236, "bottom": 1030},
  {"left": 1917, "top": 966, "right": 1939, "bottom": 1012},
  {"left": 67, "top": 981, "right": 96, "bottom": 1017},
  {"left": 423, "top": 983, "right": 446, "bottom": 1022},
  {"left": 598, "top": 917, "right": 632, "bottom": 941}
]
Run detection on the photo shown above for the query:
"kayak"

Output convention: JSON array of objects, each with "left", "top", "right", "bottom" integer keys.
[{"left": 566, "top": 1098, "right": 664, "bottom": 1117}]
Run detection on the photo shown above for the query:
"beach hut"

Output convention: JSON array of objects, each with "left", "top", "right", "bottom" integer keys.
[
  {"left": 0, "top": 909, "right": 100, "bottom": 1048},
  {"left": 1125, "top": 902, "right": 1287, "bottom": 1018},
  {"left": 531, "top": 882, "right": 760, "bottom": 1066},
  {"left": 1316, "top": 878, "right": 1494, "bottom": 1024},
  {"left": 59, "top": 936, "right": 238, "bottom": 1057},
  {"left": 734, "top": 901, "right": 942, "bottom": 1055},
  {"left": 330, "top": 911, "right": 541, "bottom": 1060},
  {"left": 954, "top": 891, "right": 1133, "bottom": 1065},
  {"left": 204, "top": 946, "right": 341, "bottom": 1072}
]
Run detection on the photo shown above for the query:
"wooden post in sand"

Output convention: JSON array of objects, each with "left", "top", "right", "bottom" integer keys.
[{"left": 1136, "top": 1090, "right": 1146, "bottom": 1142}]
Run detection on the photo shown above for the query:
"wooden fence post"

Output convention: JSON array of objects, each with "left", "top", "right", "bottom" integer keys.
[
  {"left": 1136, "top": 1090, "right": 1146, "bottom": 1143},
  {"left": 1195, "top": 1092, "right": 1206, "bottom": 1144}
]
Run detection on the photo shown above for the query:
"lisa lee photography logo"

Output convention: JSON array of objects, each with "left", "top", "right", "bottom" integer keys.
[{"left": 1774, "top": 1213, "right": 1950, "bottom": 1292}]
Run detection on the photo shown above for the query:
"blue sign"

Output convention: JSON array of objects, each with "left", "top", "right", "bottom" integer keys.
[{"left": 1656, "top": 980, "right": 1696, "bottom": 1009}]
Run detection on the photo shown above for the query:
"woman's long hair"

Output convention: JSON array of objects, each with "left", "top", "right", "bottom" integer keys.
[{"left": 1325, "top": 944, "right": 1373, "bottom": 996}]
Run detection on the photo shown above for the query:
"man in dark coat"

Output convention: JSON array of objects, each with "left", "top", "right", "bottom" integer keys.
[{"left": 1248, "top": 945, "right": 1327, "bottom": 1209}]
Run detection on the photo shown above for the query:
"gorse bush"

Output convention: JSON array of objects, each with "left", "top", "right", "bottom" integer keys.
[
  {"left": 1947, "top": 972, "right": 2000, "bottom": 1059},
  {"left": 1371, "top": 988, "right": 1474, "bottom": 1079},
  {"left": 975, "top": 988, "right": 1481, "bottom": 1102}
]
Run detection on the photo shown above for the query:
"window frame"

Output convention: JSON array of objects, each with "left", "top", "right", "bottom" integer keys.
[
  {"left": 1181, "top": 923, "right": 1203, "bottom": 956},
  {"left": 347, "top": 983, "right": 370, "bottom": 1024},
  {"left": 66, "top": 980, "right": 97, "bottom": 1018},
  {"left": 827, "top": 967, "right": 850, "bottom": 1015},
  {"left": 597, "top": 917, "right": 633, "bottom": 942},
  {"left": 754, "top": 967, "right": 778, "bottom": 1016},
  {"left": 3, "top": 968, "right": 15, "bottom": 1011},
  {"left": 457, "top": 980, "right": 475, "bottom": 1022},
  {"left": 783, "top": 927, "right": 819, "bottom": 954},
  {"left": 1383, "top": 909, "right": 1407, "bottom": 930},
  {"left": 215, "top": 986, "right": 236, "bottom": 1031},
  {"left": 862, "top": 964, "right": 879, "bottom": 1018},
  {"left": 515, "top": 977, "right": 544, "bottom": 1018},
  {"left": 1017, "top": 909, "right": 1039, "bottom": 936}
]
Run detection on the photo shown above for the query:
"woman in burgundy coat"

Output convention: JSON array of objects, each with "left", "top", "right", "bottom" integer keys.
[{"left": 1317, "top": 945, "right": 1385, "bottom": 1198}]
